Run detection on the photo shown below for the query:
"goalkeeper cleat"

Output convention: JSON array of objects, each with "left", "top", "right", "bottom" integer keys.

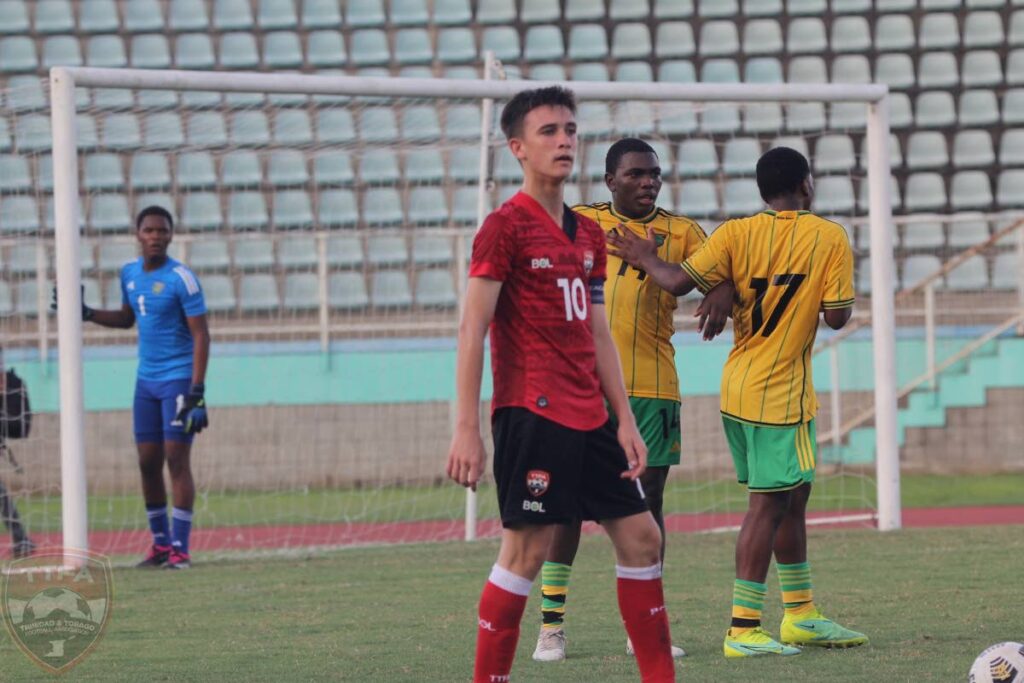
[
  {"left": 723, "top": 627, "right": 802, "bottom": 658},
  {"left": 532, "top": 627, "right": 566, "bottom": 662},
  {"left": 11, "top": 538, "right": 35, "bottom": 559},
  {"left": 165, "top": 548, "right": 192, "bottom": 570},
  {"left": 626, "top": 637, "right": 687, "bottom": 658},
  {"left": 780, "top": 609, "right": 868, "bottom": 649},
  {"left": 137, "top": 544, "right": 172, "bottom": 568}
]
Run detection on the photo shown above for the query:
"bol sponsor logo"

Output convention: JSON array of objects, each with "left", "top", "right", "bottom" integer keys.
[
  {"left": 531, "top": 257, "right": 553, "bottom": 269},
  {"left": 522, "top": 500, "right": 547, "bottom": 513},
  {"left": 2, "top": 549, "right": 113, "bottom": 674}
]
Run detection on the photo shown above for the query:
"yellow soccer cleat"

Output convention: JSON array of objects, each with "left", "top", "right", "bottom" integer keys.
[
  {"left": 723, "top": 627, "right": 802, "bottom": 658},
  {"left": 780, "top": 608, "right": 868, "bottom": 649}
]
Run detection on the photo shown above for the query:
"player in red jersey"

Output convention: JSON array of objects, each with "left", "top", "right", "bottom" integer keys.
[{"left": 446, "top": 86, "right": 675, "bottom": 683}]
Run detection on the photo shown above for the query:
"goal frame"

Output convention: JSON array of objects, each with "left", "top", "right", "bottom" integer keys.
[{"left": 48, "top": 65, "right": 900, "bottom": 556}]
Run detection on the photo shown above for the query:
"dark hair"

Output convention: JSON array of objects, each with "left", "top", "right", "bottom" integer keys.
[
  {"left": 756, "top": 147, "right": 811, "bottom": 202},
  {"left": 605, "top": 138, "right": 657, "bottom": 176},
  {"left": 499, "top": 86, "right": 576, "bottom": 139},
  {"left": 135, "top": 205, "right": 174, "bottom": 231}
]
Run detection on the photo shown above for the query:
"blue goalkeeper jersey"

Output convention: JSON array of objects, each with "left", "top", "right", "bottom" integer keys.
[{"left": 120, "top": 257, "right": 207, "bottom": 382}]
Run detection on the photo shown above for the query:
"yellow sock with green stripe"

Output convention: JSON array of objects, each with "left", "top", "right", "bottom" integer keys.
[
  {"left": 540, "top": 561, "right": 572, "bottom": 630},
  {"left": 777, "top": 561, "right": 815, "bottom": 616},
  {"left": 730, "top": 579, "right": 766, "bottom": 635}
]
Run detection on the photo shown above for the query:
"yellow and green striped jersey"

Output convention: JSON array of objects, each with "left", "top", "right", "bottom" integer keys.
[
  {"left": 574, "top": 202, "right": 707, "bottom": 401},
  {"left": 682, "top": 210, "right": 855, "bottom": 426}
]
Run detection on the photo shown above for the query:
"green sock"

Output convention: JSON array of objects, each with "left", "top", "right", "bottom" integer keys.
[
  {"left": 540, "top": 561, "right": 572, "bottom": 629},
  {"left": 777, "top": 561, "right": 815, "bottom": 615},
  {"left": 731, "top": 579, "right": 767, "bottom": 632}
]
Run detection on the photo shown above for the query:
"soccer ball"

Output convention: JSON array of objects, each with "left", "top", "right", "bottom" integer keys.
[{"left": 969, "top": 642, "right": 1024, "bottom": 683}]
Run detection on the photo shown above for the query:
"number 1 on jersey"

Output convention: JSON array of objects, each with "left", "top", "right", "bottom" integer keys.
[
  {"left": 137, "top": 294, "right": 147, "bottom": 316},
  {"left": 556, "top": 277, "right": 588, "bottom": 321}
]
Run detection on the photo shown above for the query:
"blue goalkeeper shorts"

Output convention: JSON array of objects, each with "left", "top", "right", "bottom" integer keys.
[{"left": 133, "top": 378, "right": 194, "bottom": 445}]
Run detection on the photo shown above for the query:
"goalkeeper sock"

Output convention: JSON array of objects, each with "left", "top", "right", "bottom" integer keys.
[
  {"left": 145, "top": 504, "right": 169, "bottom": 546},
  {"left": 777, "top": 561, "right": 815, "bottom": 616},
  {"left": 616, "top": 564, "right": 674, "bottom": 683},
  {"left": 473, "top": 564, "right": 530, "bottom": 683},
  {"left": 540, "top": 561, "right": 572, "bottom": 630},
  {"left": 731, "top": 578, "right": 767, "bottom": 634},
  {"left": 170, "top": 507, "right": 193, "bottom": 555}
]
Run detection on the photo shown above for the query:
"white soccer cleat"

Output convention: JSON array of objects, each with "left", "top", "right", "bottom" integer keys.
[
  {"left": 532, "top": 627, "right": 567, "bottom": 662},
  {"left": 626, "top": 636, "right": 687, "bottom": 658}
]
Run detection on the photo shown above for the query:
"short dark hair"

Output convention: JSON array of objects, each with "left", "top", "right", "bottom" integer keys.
[
  {"left": 605, "top": 138, "right": 657, "bottom": 176},
  {"left": 499, "top": 86, "right": 576, "bottom": 139},
  {"left": 135, "top": 205, "right": 174, "bottom": 231},
  {"left": 756, "top": 147, "right": 811, "bottom": 202}
]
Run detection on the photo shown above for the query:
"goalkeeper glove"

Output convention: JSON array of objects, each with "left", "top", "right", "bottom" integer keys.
[
  {"left": 175, "top": 384, "right": 209, "bottom": 435},
  {"left": 50, "top": 285, "right": 94, "bottom": 321}
]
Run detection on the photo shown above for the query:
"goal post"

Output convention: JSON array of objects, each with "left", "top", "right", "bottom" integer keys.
[{"left": 45, "top": 65, "right": 900, "bottom": 557}]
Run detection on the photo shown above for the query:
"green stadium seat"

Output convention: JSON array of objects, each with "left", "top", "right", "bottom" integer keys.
[
  {"left": 0, "top": 1, "right": 29, "bottom": 34},
  {"left": 182, "top": 193, "right": 222, "bottom": 230},
  {"left": 788, "top": 0, "right": 826, "bottom": 13},
  {"left": 814, "top": 177, "right": 855, "bottom": 214},
  {"left": 743, "top": 102, "right": 784, "bottom": 133},
  {"left": 283, "top": 273, "right": 319, "bottom": 310},
  {"left": 615, "top": 61, "right": 653, "bottom": 82},
  {"left": 992, "top": 252, "right": 1021, "bottom": 290},
  {"left": 901, "top": 255, "right": 942, "bottom": 290},
  {"left": 14, "top": 280, "right": 46, "bottom": 316},
  {"left": 999, "top": 129, "right": 1024, "bottom": 167},
  {"left": 278, "top": 236, "right": 317, "bottom": 269},
  {"left": 876, "top": 0, "right": 914, "bottom": 10},
  {"left": 997, "top": 170, "right": 1024, "bottom": 207},
  {"left": 950, "top": 171, "right": 992, "bottom": 210},
  {"left": 611, "top": 0, "right": 649, "bottom": 18},
  {"left": 447, "top": 146, "right": 479, "bottom": 182},
  {"left": 787, "top": 17, "right": 826, "bottom": 54},
  {"left": 814, "top": 135, "right": 856, "bottom": 173},
  {"left": 953, "top": 130, "right": 994, "bottom": 168},
  {"left": 175, "top": 33, "right": 215, "bottom": 69},
  {"left": 918, "top": 53, "right": 958, "bottom": 89},
  {"left": 889, "top": 93, "right": 913, "bottom": 129},
  {"left": 318, "top": 189, "right": 358, "bottom": 226},
  {"left": 42, "top": 35, "right": 82, "bottom": 68},
  {"left": 569, "top": 24, "right": 608, "bottom": 61},
  {"left": 832, "top": 54, "right": 870, "bottom": 85},
  {"left": 168, "top": 0, "right": 209, "bottom": 31},
  {"left": 0, "top": 36, "right": 36, "bottom": 72},
  {"left": 264, "top": 31, "right": 303, "bottom": 68},
  {"left": 102, "top": 113, "right": 142, "bottom": 151},
  {"left": 701, "top": 58, "right": 740, "bottom": 84},
  {"left": 922, "top": 0, "right": 960, "bottom": 6},
  {"left": 415, "top": 269, "right": 456, "bottom": 308},
  {"left": 521, "top": 0, "right": 559, "bottom": 21},
  {"left": 452, "top": 187, "right": 482, "bottom": 223},
  {"left": 833, "top": 0, "right": 871, "bottom": 12},
  {"left": 1009, "top": 51, "right": 1024, "bottom": 86},
  {"left": 346, "top": 0, "right": 385, "bottom": 26},
  {"left": 359, "top": 106, "right": 398, "bottom": 143},
  {"left": 902, "top": 220, "right": 945, "bottom": 249},
  {"left": 964, "top": 11, "right": 1003, "bottom": 48},
  {"left": 742, "top": 19, "right": 782, "bottom": 55},
  {"left": 654, "top": 22, "right": 695, "bottom": 58},
  {"left": 388, "top": 0, "right": 427, "bottom": 24},
  {"left": 199, "top": 275, "right": 235, "bottom": 312},
  {"left": 395, "top": 28, "right": 432, "bottom": 65},
  {"left": 188, "top": 239, "right": 231, "bottom": 271},
  {"left": 273, "top": 110, "right": 313, "bottom": 146},
  {"left": 404, "top": 149, "right": 444, "bottom": 184},
  {"left": 1004, "top": 89, "right": 1024, "bottom": 126},
  {"left": 301, "top": 0, "right": 341, "bottom": 28},
  {"left": 407, "top": 187, "right": 448, "bottom": 224},
  {"left": 219, "top": 32, "right": 259, "bottom": 69},
  {"left": 234, "top": 237, "right": 275, "bottom": 270},
  {"left": 787, "top": 56, "right": 826, "bottom": 83},
  {"left": 239, "top": 274, "right": 279, "bottom": 312},
  {"left": 86, "top": 35, "right": 127, "bottom": 68},
  {"left": 876, "top": 15, "right": 915, "bottom": 51},
  {"left": 723, "top": 179, "right": 761, "bottom": 216},
  {"left": 477, "top": 0, "right": 515, "bottom": 23},
  {"left": 698, "top": 0, "right": 737, "bottom": 16},
  {"left": 359, "top": 150, "right": 400, "bottom": 185},
  {"left": 742, "top": 0, "right": 781, "bottom": 14},
  {"left": 400, "top": 106, "right": 441, "bottom": 142},
  {"left": 363, "top": 188, "right": 404, "bottom": 225},
  {"left": 327, "top": 235, "right": 363, "bottom": 268},
  {"left": 654, "top": 0, "right": 693, "bottom": 16},
  {"left": 699, "top": 21, "right": 738, "bottom": 57},
  {"left": 97, "top": 242, "right": 137, "bottom": 271},
  {"left": 350, "top": 30, "right": 389, "bottom": 66},
  {"left": 832, "top": 16, "right": 870, "bottom": 53},
  {"left": 874, "top": 54, "right": 915, "bottom": 90},
  {"left": 6, "top": 75, "right": 46, "bottom": 112},
  {"left": 574, "top": 62, "right": 611, "bottom": 81},
  {"left": 434, "top": 0, "right": 471, "bottom": 24},
  {"left": 5, "top": 243, "right": 44, "bottom": 274},
  {"left": 367, "top": 234, "right": 409, "bottom": 267},
  {"left": 530, "top": 63, "right": 566, "bottom": 80},
  {"left": 329, "top": 272, "right": 368, "bottom": 310},
  {"left": 525, "top": 26, "right": 564, "bottom": 62},
  {"left": 444, "top": 65, "right": 480, "bottom": 79},
  {"left": 176, "top": 152, "right": 216, "bottom": 189},
  {"left": 15, "top": 115, "right": 51, "bottom": 152},
  {"left": 259, "top": 0, "right": 298, "bottom": 29},
  {"left": 656, "top": 101, "right": 697, "bottom": 135},
  {"left": 963, "top": 51, "right": 1002, "bottom": 88},
  {"left": 615, "top": 101, "right": 656, "bottom": 135},
  {"left": 915, "top": 92, "right": 956, "bottom": 128},
  {"left": 130, "top": 34, "right": 172, "bottom": 69},
  {"left": 744, "top": 57, "right": 783, "bottom": 83},
  {"left": 1012, "top": 11, "right": 1024, "bottom": 46},
  {"left": 0, "top": 120, "right": 10, "bottom": 154},
  {"left": 437, "top": 28, "right": 475, "bottom": 64},
  {"left": 267, "top": 150, "right": 308, "bottom": 186},
  {"left": 0, "top": 155, "right": 30, "bottom": 192},
  {"left": 231, "top": 111, "right": 271, "bottom": 147},
  {"left": 34, "top": 0, "right": 73, "bottom": 33},
  {"left": 124, "top": 0, "right": 164, "bottom": 32},
  {"left": 84, "top": 154, "right": 124, "bottom": 191},
  {"left": 313, "top": 151, "right": 355, "bottom": 186},
  {"left": 0, "top": 196, "right": 39, "bottom": 233},
  {"left": 959, "top": 90, "right": 999, "bottom": 127},
  {"left": 371, "top": 271, "right": 413, "bottom": 309},
  {"left": 213, "top": 0, "right": 253, "bottom": 29},
  {"left": 919, "top": 13, "right": 959, "bottom": 50},
  {"left": 722, "top": 138, "right": 760, "bottom": 175},
  {"left": 273, "top": 190, "right": 313, "bottom": 229},
  {"left": 316, "top": 110, "right": 356, "bottom": 145},
  {"left": 412, "top": 236, "right": 453, "bottom": 265},
  {"left": 221, "top": 150, "right": 262, "bottom": 188},
  {"left": 305, "top": 30, "right": 346, "bottom": 67},
  {"left": 142, "top": 112, "right": 184, "bottom": 149},
  {"left": 228, "top": 191, "right": 269, "bottom": 230},
  {"left": 494, "top": 145, "right": 525, "bottom": 181},
  {"left": 905, "top": 173, "right": 947, "bottom": 211},
  {"left": 88, "top": 194, "right": 131, "bottom": 233}
]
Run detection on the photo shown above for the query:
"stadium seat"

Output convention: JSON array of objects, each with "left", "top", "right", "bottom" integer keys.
[
  {"left": 86, "top": 35, "right": 128, "bottom": 69},
  {"left": 531, "top": 63, "right": 567, "bottom": 80},
  {"left": 34, "top": 0, "right": 74, "bottom": 33},
  {"left": 701, "top": 58, "right": 740, "bottom": 84},
  {"left": 97, "top": 242, "right": 137, "bottom": 272},
  {"left": 814, "top": 135, "right": 856, "bottom": 173},
  {"left": 962, "top": 51, "right": 1002, "bottom": 88},
  {"left": 42, "top": 35, "right": 82, "bottom": 68},
  {"left": 1012, "top": 11, "right": 1024, "bottom": 46},
  {"left": 219, "top": 32, "right": 258, "bottom": 69},
  {"left": 744, "top": 57, "right": 783, "bottom": 83},
  {"left": 723, "top": 179, "right": 762, "bottom": 216},
  {"left": 346, "top": 0, "right": 385, "bottom": 26},
  {"left": 228, "top": 191, "right": 269, "bottom": 231},
  {"left": 0, "top": 155, "right": 30, "bottom": 193},
  {"left": 741, "top": 102, "right": 782, "bottom": 133},
  {"left": 654, "top": 22, "right": 695, "bottom": 58},
  {"left": 101, "top": 113, "right": 142, "bottom": 151},
  {"left": 0, "top": 1, "right": 29, "bottom": 34},
  {"left": 889, "top": 93, "right": 913, "bottom": 129},
  {"left": 814, "top": 177, "right": 855, "bottom": 214},
  {"left": 997, "top": 170, "right": 1024, "bottom": 207},
  {"left": 13, "top": 280, "right": 46, "bottom": 317},
  {"left": 84, "top": 154, "right": 125, "bottom": 191},
  {"left": 494, "top": 145, "right": 526, "bottom": 181},
  {"left": 919, "top": 13, "right": 959, "bottom": 50},
  {"left": 1004, "top": 90, "right": 1024, "bottom": 126},
  {"left": 950, "top": 171, "right": 992, "bottom": 210},
  {"left": 875, "top": 53, "right": 915, "bottom": 90},
  {"left": 231, "top": 111, "right": 271, "bottom": 147},
  {"left": 918, "top": 53, "right": 958, "bottom": 89},
  {"left": 263, "top": 31, "right": 303, "bottom": 68},
  {"left": 945, "top": 255, "right": 989, "bottom": 290},
  {"left": 675, "top": 180, "right": 718, "bottom": 218},
  {"left": 273, "top": 110, "right": 313, "bottom": 147},
  {"left": 188, "top": 239, "right": 231, "bottom": 271},
  {"left": 325, "top": 234, "right": 363, "bottom": 269},
  {"left": 234, "top": 237, "right": 275, "bottom": 270},
  {"left": 168, "top": 0, "right": 208, "bottom": 31},
  {"left": 953, "top": 130, "right": 995, "bottom": 168},
  {"left": 876, "top": 15, "right": 915, "bottom": 51},
  {"left": 363, "top": 188, "right": 404, "bottom": 225},
  {"left": 88, "top": 194, "right": 131, "bottom": 233},
  {"left": 359, "top": 149, "right": 400, "bottom": 185},
  {"left": 832, "top": 54, "right": 871, "bottom": 85},
  {"left": 304, "top": 30, "right": 346, "bottom": 67},
  {"left": 14, "top": 115, "right": 51, "bottom": 153},
  {"left": 658, "top": 59, "right": 696, "bottom": 83},
  {"left": 328, "top": 272, "right": 368, "bottom": 310},
  {"left": 902, "top": 219, "right": 945, "bottom": 249},
  {"left": 238, "top": 274, "right": 280, "bottom": 312},
  {"left": 213, "top": 0, "right": 253, "bottom": 29},
  {"left": 0, "top": 196, "right": 39, "bottom": 233},
  {"left": 447, "top": 146, "right": 479, "bottom": 182},
  {"left": 412, "top": 236, "right": 453, "bottom": 265},
  {"left": 1009, "top": 50, "right": 1024, "bottom": 86},
  {"left": 519, "top": 0, "right": 558, "bottom": 21},
  {"left": 788, "top": 0, "right": 826, "bottom": 12},
  {"left": 6, "top": 75, "right": 46, "bottom": 112},
  {"left": 282, "top": 273, "right": 319, "bottom": 310},
  {"left": 787, "top": 17, "right": 827, "bottom": 54},
  {"left": 358, "top": 106, "right": 399, "bottom": 144},
  {"left": 915, "top": 92, "right": 956, "bottom": 128},
  {"left": 615, "top": 61, "right": 654, "bottom": 82},
  {"left": 316, "top": 110, "right": 356, "bottom": 145},
  {"left": 476, "top": 0, "right": 514, "bottom": 23},
  {"left": 722, "top": 138, "right": 760, "bottom": 175},
  {"left": 0, "top": 280, "right": 12, "bottom": 316},
  {"left": 318, "top": 189, "right": 358, "bottom": 226},
  {"left": 140, "top": 112, "right": 183, "bottom": 150},
  {"left": 300, "top": 0, "right": 341, "bottom": 27},
  {"left": 1000, "top": 130, "right": 1024, "bottom": 167},
  {"left": 394, "top": 28, "right": 432, "bottom": 65},
  {"left": 451, "top": 187, "right": 483, "bottom": 223},
  {"left": 905, "top": 173, "right": 947, "bottom": 211},
  {"left": 832, "top": 16, "right": 871, "bottom": 52},
  {"left": 699, "top": 21, "right": 739, "bottom": 57},
  {"left": 964, "top": 11, "right": 1004, "bottom": 48},
  {"left": 313, "top": 151, "right": 355, "bottom": 186},
  {"left": 901, "top": 255, "right": 942, "bottom": 290},
  {"left": 787, "top": 56, "right": 827, "bottom": 83},
  {"left": 832, "top": 0, "right": 872, "bottom": 12},
  {"left": 698, "top": 0, "right": 737, "bottom": 15},
  {"left": 525, "top": 26, "right": 564, "bottom": 62},
  {"left": 350, "top": 29, "right": 389, "bottom": 66},
  {"left": 124, "top": 0, "right": 164, "bottom": 31},
  {"left": 568, "top": 24, "right": 608, "bottom": 61},
  {"left": 876, "top": 0, "right": 914, "bottom": 10},
  {"left": 404, "top": 149, "right": 444, "bottom": 184},
  {"left": 906, "top": 131, "right": 949, "bottom": 169},
  {"left": 268, "top": 150, "right": 309, "bottom": 186},
  {"left": 258, "top": 0, "right": 298, "bottom": 29},
  {"left": 399, "top": 106, "right": 441, "bottom": 143},
  {"left": 565, "top": 0, "right": 605, "bottom": 19},
  {"left": 371, "top": 271, "right": 412, "bottom": 309},
  {"left": 0, "top": 121, "right": 10, "bottom": 154},
  {"left": 130, "top": 34, "right": 172, "bottom": 69},
  {"left": 175, "top": 33, "right": 215, "bottom": 69},
  {"left": 0, "top": 36, "right": 35, "bottom": 72},
  {"left": 616, "top": 101, "right": 656, "bottom": 135},
  {"left": 367, "top": 234, "right": 409, "bottom": 267},
  {"left": 436, "top": 28, "right": 476, "bottom": 64},
  {"left": 180, "top": 193, "right": 221, "bottom": 230},
  {"left": 947, "top": 214, "right": 990, "bottom": 248},
  {"left": 196, "top": 274, "right": 234, "bottom": 312},
  {"left": 407, "top": 188, "right": 449, "bottom": 224},
  {"left": 743, "top": 0, "right": 782, "bottom": 13},
  {"left": 415, "top": 269, "right": 457, "bottom": 307},
  {"left": 743, "top": 19, "right": 782, "bottom": 55},
  {"left": 176, "top": 152, "right": 217, "bottom": 189},
  {"left": 574, "top": 102, "right": 611, "bottom": 138},
  {"left": 272, "top": 190, "right": 313, "bottom": 229},
  {"left": 434, "top": 0, "right": 471, "bottom": 24},
  {"left": 992, "top": 252, "right": 1022, "bottom": 290},
  {"left": 221, "top": 150, "right": 262, "bottom": 188}
]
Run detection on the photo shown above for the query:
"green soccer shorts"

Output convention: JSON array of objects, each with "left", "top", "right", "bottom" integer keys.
[
  {"left": 722, "top": 416, "right": 817, "bottom": 492},
  {"left": 630, "top": 397, "right": 682, "bottom": 468}
]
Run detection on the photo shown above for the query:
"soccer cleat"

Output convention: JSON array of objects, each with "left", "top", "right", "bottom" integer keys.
[
  {"left": 532, "top": 627, "right": 566, "bottom": 662},
  {"left": 780, "top": 608, "right": 868, "bottom": 649},
  {"left": 137, "top": 544, "right": 172, "bottom": 568},
  {"left": 165, "top": 548, "right": 191, "bottom": 570},
  {"left": 11, "top": 538, "right": 35, "bottom": 559},
  {"left": 626, "top": 637, "right": 687, "bottom": 658},
  {"left": 723, "top": 627, "right": 802, "bottom": 658}
]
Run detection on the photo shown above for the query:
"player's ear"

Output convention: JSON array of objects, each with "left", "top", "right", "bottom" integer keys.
[
  {"left": 508, "top": 138, "right": 526, "bottom": 163},
  {"left": 604, "top": 172, "right": 616, "bottom": 194}
]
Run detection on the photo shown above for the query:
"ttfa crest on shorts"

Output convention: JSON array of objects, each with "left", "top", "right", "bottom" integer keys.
[
  {"left": 526, "top": 470, "right": 550, "bottom": 497},
  {"left": 582, "top": 250, "right": 594, "bottom": 275}
]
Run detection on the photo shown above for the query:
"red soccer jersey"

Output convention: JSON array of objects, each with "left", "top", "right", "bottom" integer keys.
[{"left": 470, "top": 191, "right": 608, "bottom": 431}]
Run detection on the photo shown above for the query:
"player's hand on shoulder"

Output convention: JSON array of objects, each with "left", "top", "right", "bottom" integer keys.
[
  {"left": 607, "top": 225, "right": 658, "bottom": 268},
  {"left": 447, "top": 427, "right": 486, "bottom": 491},
  {"left": 616, "top": 418, "right": 648, "bottom": 481},
  {"left": 175, "top": 383, "right": 209, "bottom": 434},
  {"left": 695, "top": 281, "right": 736, "bottom": 341}
]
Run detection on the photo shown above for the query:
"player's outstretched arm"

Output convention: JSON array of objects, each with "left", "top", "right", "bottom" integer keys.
[
  {"left": 446, "top": 277, "right": 502, "bottom": 491},
  {"left": 607, "top": 227, "right": 698, "bottom": 297},
  {"left": 590, "top": 303, "right": 647, "bottom": 481},
  {"left": 51, "top": 286, "right": 136, "bottom": 328}
]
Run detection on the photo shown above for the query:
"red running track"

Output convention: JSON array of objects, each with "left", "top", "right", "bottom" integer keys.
[{"left": 10, "top": 506, "right": 1023, "bottom": 559}]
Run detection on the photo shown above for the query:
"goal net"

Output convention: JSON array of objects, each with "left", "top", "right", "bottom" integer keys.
[{"left": 0, "top": 66, "right": 901, "bottom": 562}]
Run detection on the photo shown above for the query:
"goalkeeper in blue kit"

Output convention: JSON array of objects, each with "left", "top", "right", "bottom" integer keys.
[{"left": 57, "top": 206, "right": 209, "bottom": 569}]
